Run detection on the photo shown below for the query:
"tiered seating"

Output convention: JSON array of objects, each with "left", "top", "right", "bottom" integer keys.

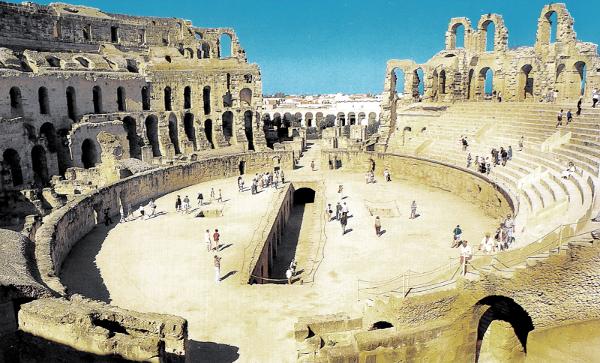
[{"left": 388, "top": 102, "right": 599, "bottom": 245}]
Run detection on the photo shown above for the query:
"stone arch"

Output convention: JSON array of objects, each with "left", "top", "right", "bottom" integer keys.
[
  {"left": 184, "top": 86, "right": 192, "bottom": 109},
  {"left": 294, "top": 112, "right": 302, "bottom": 125},
  {"left": 519, "top": 64, "right": 534, "bottom": 101},
  {"left": 198, "top": 41, "right": 211, "bottom": 59},
  {"left": 273, "top": 113, "right": 282, "bottom": 128},
  {"left": 536, "top": 4, "right": 576, "bottom": 47},
  {"left": 348, "top": 112, "right": 356, "bottom": 125},
  {"left": 446, "top": 18, "right": 472, "bottom": 50},
  {"left": 467, "top": 69, "right": 475, "bottom": 100},
  {"left": 184, "top": 113, "right": 196, "bottom": 150},
  {"left": 203, "top": 119, "right": 214, "bottom": 149},
  {"left": 203, "top": 86, "right": 211, "bottom": 115},
  {"left": 283, "top": 112, "right": 293, "bottom": 128},
  {"left": 9, "top": 86, "right": 23, "bottom": 117},
  {"left": 222, "top": 111, "right": 234, "bottom": 142},
  {"left": 574, "top": 61, "right": 587, "bottom": 97},
  {"left": 478, "top": 67, "right": 494, "bottom": 98},
  {"left": 92, "top": 85, "right": 102, "bottom": 114},
  {"left": 391, "top": 67, "right": 406, "bottom": 95},
  {"left": 336, "top": 112, "right": 346, "bottom": 126},
  {"left": 66, "top": 86, "right": 77, "bottom": 120},
  {"left": 474, "top": 295, "right": 534, "bottom": 362},
  {"left": 240, "top": 88, "right": 252, "bottom": 106},
  {"left": 315, "top": 112, "right": 324, "bottom": 128},
  {"left": 31, "top": 145, "right": 49, "bottom": 187},
  {"left": 122, "top": 116, "right": 141, "bottom": 159},
  {"left": 141, "top": 86, "right": 151, "bottom": 111},
  {"left": 219, "top": 33, "right": 233, "bottom": 58},
  {"left": 358, "top": 112, "right": 366, "bottom": 125},
  {"left": 477, "top": 14, "right": 507, "bottom": 52},
  {"left": 368, "top": 112, "right": 377, "bottom": 124},
  {"left": 439, "top": 70, "right": 447, "bottom": 95},
  {"left": 305, "top": 112, "right": 314, "bottom": 127},
  {"left": 39, "top": 122, "right": 58, "bottom": 154},
  {"left": 168, "top": 113, "right": 181, "bottom": 154},
  {"left": 81, "top": 138, "right": 99, "bottom": 169},
  {"left": 412, "top": 68, "right": 425, "bottom": 99},
  {"left": 3, "top": 148, "right": 23, "bottom": 187},
  {"left": 164, "top": 86, "right": 172, "bottom": 111},
  {"left": 117, "top": 86, "right": 126, "bottom": 112},
  {"left": 38, "top": 87, "right": 50, "bottom": 115},
  {"left": 244, "top": 110, "right": 254, "bottom": 151},
  {"left": 145, "top": 115, "right": 161, "bottom": 157}
]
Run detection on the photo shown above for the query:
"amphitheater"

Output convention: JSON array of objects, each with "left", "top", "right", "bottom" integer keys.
[{"left": 1, "top": 2, "right": 600, "bottom": 363}]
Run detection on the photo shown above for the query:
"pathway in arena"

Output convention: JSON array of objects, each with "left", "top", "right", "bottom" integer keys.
[{"left": 61, "top": 140, "right": 499, "bottom": 362}]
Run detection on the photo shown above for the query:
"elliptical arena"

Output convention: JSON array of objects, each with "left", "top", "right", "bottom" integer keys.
[{"left": 1, "top": 2, "right": 600, "bottom": 362}]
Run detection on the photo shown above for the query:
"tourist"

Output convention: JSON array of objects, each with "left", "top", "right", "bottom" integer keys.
[
  {"left": 214, "top": 255, "right": 222, "bottom": 283},
  {"left": 518, "top": 136, "right": 524, "bottom": 151},
  {"left": 286, "top": 268, "right": 293, "bottom": 284},
  {"left": 104, "top": 208, "right": 112, "bottom": 226},
  {"left": 384, "top": 168, "right": 391, "bottom": 182},
  {"left": 217, "top": 189, "right": 223, "bottom": 203},
  {"left": 561, "top": 162, "right": 576, "bottom": 179},
  {"left": 500, "top": 147, "right": 508, "bottom": 166},
  {"left": 340, "top": 213, "right": 348, "bottom": 235},
  {"left": 213, "top": 229, "right": 221, "bottom": 251},
  {"left": 507, "top": 146, "right": 513, "bottom": 160},
  {"left": 335, "top": 202, "right": 342, "bottom": 220},
  {"left": 326, "top": 204, "right": 333, "bottom": 221},
  {"left": 577, "top": 96, "right": 583, "bottom": 116},
  {"left": 460, "top": 240, "right": 473, "bottom": 276},
  {"left": 281, "top": 170, "right": 285, "bottom": 184},
  {"left": 593, "top": 88, "right": 599, "bottom": 108},
  {"left": 197, "top": 192, "right": 204, "bottom": 206},
  {"left": 374, "top": 216, "right": 382, "bottom": 236},
  {"left": 338, "top": 184, "right": 344, "bottom": 199},
  {"left": 556, "top": 109, "right": 563, "bottom": 127},
  {"left": 461, "top": 136, "right": 468, "bottom": 151},
  {"left": 175, "top": 195, "right": 182, "bottom": 213},
  {"left": 148, "top": 199, "right": 156, "bottom": 217},
  {"left": 205, "top": 229, "right": 212, "bottom": 252},
  {"left": 497, "top": 91, "right": 502, "bottom": 102},
  {"left": 342, "top": 202, "right": 349, "bottom": 217},
  {"left": 251, "top": 178, "right": 257, "bottom": 195},
  {"left": 485, "top": 158, "right": 491, "bottom": 175},
  {"left": 567, "top": 109, "right": 573, "bottom": 124},
  {"left": 410, "top": 200, "right": 417, "bottom": 219},
  {"left": 237, "top": 176, "right": 244, "bottom": 192},
  {"left": 210, "top": 188, "right": 215, "bottom": 201},
  {"left": 311, "top": 160, "right": 315, "bottom": 171},
  {"left": 494, "top": 227, "right": 505, "bottom": 251},
  {"left": 466, "top": 153, "right": 472, "bottom": 168},
  {"left": 183, "top": 195, "right": 190, "bottom": 213},
  {"left": 119, "top": 204, "right": 125, "bottom": 223},
  {"left": 452, "top": 225, "right": 462, "bottom": 247},
  {"left": 479, "top": 233, "right": 493, "bottom": 254},
  {"left": 138, "top": 205, "right": 145, "bottom": 220}
]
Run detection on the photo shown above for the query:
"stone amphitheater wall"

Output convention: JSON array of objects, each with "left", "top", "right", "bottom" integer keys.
[
  {"left": 35, "top": 150, "right": 293, "bottom": 294},
  {"left": 321, "top": 150, "right": 514, "bottom": 220}
]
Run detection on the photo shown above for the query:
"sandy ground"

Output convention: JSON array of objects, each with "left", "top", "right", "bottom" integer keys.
[{"left": 61, "top": 141, "right": 500, "bottom": 362}]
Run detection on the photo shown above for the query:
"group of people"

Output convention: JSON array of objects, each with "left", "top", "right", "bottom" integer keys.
[
  {"left": 365, "top": 168, "right": 392, "bottom": 184},
  {"left": 556, "top": 109, "right": 574, "bottom": 127},
  {"left": 325, "top": 198, "right": 351, "bottom": 235},
  {"left": 466, "top": 145, "right": 514, "bottom": 174},
  {"left": 250, "top": 169, "right": 285, "bottom": 194},
  {"left": 452, "top": 214, "right": 516, "bottom": 275}
]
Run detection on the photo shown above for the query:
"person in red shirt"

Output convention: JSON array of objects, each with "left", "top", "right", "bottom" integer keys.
[{"left": 212, "top": 229, "right": 220, "bottom": 251}]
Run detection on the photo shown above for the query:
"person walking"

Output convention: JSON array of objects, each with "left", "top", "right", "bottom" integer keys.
[
  {"left": 197, "top": 192, "right": 204, "bottom": 206},
  {"left": 577, "top": 96, "right": 583, "bottom": 116},
  {"left": 567, "top": 109, "right": 573, "bottom": 124},
  {"left": 410, "top": 201, "right": 417, "bottom": 219},
  {"left": 311, "top": 160, "right": 315, "bottom": 171},
  {"left": 214, "top": 255, "right": 222, "bottom": 283},
  {"left": 204, "top": 229, "right": 212, "bottom": 252},
  {"left": 518, "top": 136, "right": 524, "bottom": 151},
  {"left": 210, "top": 188, "right": 215, "bottom": 202},
  {"left": 217, "top": 189, "right": 223, "bottom": 203},
  {"left": 335, "top": 202, "right": 342, "bottom": 220},
  {"left": 556, "top": 109, "right": 563, "bottom": 127},
  {"left": 340, "top": 213, "right": 348, "bottom": 235},
  {"left": 342, "top": 202, "right": 349, "bottom": 217},
  {"left": 460, "top": 241, "right": 473, "bottom": 276},
  {"left": 452, "top": 225, "right": 462, "bottom": 247},
  {"left": 175, "top": 195, "right": 182, "bottom": 213},
  {"left": 467, "top": 153, "right": 472, "bottom": 168},
  {"left": 507, "top": 146, "right": 513, "bottom": 160},
  {"left": 286, "top": 268, "right": 293, "bottom": 284},
  {"left": 183, "top": 195, "right": 190, "bottom": 213},
  {"left": 337, "top": 184, "right": 343, "bottom": 199},
  {"left": 213, "top": 229, "right": 221, "bottom": 251},
  {"left": 593, "top": 89, "right": 598, "bottom": 108},
  {"left": 374, "top": 216, "right": 382, "bottom": 236}
]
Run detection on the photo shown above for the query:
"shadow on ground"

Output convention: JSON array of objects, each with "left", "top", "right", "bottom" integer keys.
[{"left": 188, "top": 340, "right": 240, "bottom": 362}]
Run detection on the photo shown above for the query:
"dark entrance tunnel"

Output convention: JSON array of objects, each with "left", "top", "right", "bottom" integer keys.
[
  {"left": 475, "top": 295, "right": 534, "bottom": 362},
  {"left": 293, "top": 188, "right": 315, "bottom": 204}
]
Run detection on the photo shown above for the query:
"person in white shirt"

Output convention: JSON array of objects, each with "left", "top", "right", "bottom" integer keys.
[
  {"left": 479, "top": 233, "right": 493, "bottom": 254},
  {"left": 460, "top": 241, "right": 473, "bottom": 276},
  {"left": 286, "top": 268, "right": 293, "bottom": 284},
  {"left": 204, "top": 229, "right": 212, "bottom": 252}
]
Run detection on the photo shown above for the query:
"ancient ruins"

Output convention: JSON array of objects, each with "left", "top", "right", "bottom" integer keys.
[{"left": 1, "top": 1, "right": 600, "bottom": 362}]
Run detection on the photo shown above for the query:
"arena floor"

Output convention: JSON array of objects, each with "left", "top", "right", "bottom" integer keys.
[{"left": 61, "top": 142, "right": 500, "bottom": 362}]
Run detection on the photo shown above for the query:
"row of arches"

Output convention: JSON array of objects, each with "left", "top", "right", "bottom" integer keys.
[
  {"left": 261, "top": 111, "right": 379, "bottom": 128},
  {"left": 5, "top": 83, "right": 253, "bottom": 120},
  {"left": 390, "top": 60, "right": 587, "bottom": 101}
]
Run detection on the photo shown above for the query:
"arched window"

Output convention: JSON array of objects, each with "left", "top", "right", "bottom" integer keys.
[
  {"left": 392, "top": 68, "right": 405, "bottom": 95},
  {"left": 483, "top": 20, "right": 496, "bottom": 52},
  {"left": 203, "top": 86, "right": 211, "bottom": 115},
  {"left": 168, "top": 114, "right": 181, "bottom": 154},
  {"left": 184, "top": 113, "right": 196, "bottom": 150},
  {"left": 141, "top": 86, "right": 151, "bottom": 111},
  {"left": 240, "top": 88, "right": 252, "bottom": 106},
  {"left": 38, "top": 87, "right": 50, "bottom": 115},
  {"left": 145, "top": 115, "right": 161, "bottom": 157},
  {"left": 9, "top": 87, "right": 23, "bottom": 116},
  {"left": 164, "top": 86, "right": 172, "bottom": 111},
  {"left": 81, "top": 139, "right": 99, "bottom": 168},
  {"left": 546, "top": 11, "right": 558, "bottom": 44},
  {"left": 3, "top": 149, "right": 23, "bottom": 186},
  {"left": 66, "top": 86, "right": 77, "bottom": 120},
  {"left": 454, "top": 23, "right": 465, "bottom": 48},
  {"left": 82, "top": 25, "right": 91, "bottom": 41},
  {"left": 92, "top": 86, "right": 102, "bottom": 114},
  {"left": 222, "top": 111, "right": 234, "bottom": 142},
  {"left": 244, "top": 111, "right": 254, "bottom": 151},
  {"left": 575, "top": 61, "right": 587, "bottom": 96},
  {"left": 184, "top": 86, "right": 192, "bottom": 109},
  {"left": 439, "top": 70, "right": 447, "bottom": 94},
  {"left": 219, "top": 33, "right": 232, "bottom": 58},
  {"left": 117, "top": 86, "right": 126, "bottom": 112},
  {"left": 31, "top": 145, "right": 49, "bottom": 187},
  {"left": 204, "top": 119, "right": 214, "bottom": 149},
  {"left": 122, "top": 117, "right": 141, "bottom": 159}
]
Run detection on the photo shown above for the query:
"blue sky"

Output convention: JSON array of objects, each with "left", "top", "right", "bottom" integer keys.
[{"left": 13, "top": 1, "right": 597, "bottom": 95}]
